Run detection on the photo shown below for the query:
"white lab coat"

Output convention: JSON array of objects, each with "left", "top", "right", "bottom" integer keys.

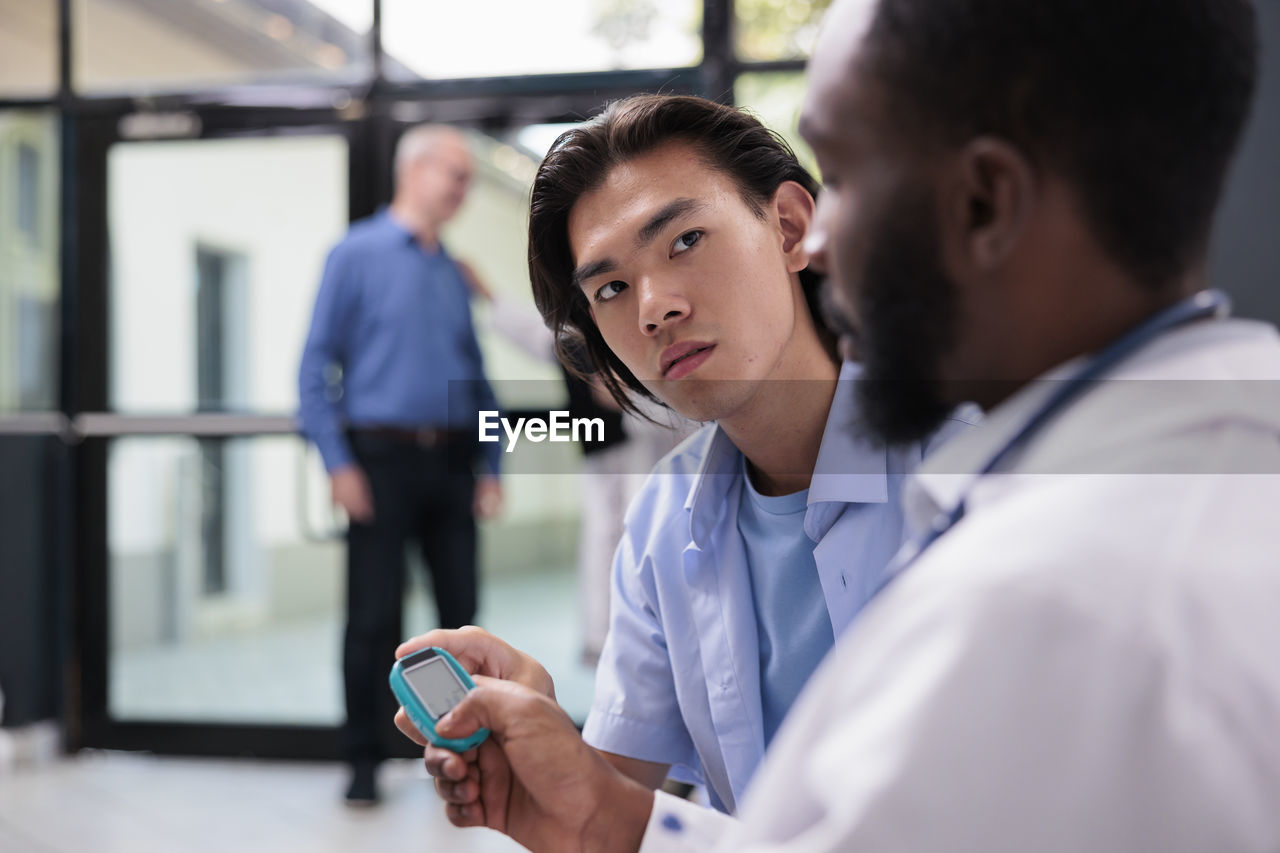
[{"left": 640, "top": 317, "right": 1280, "bottom": 853}]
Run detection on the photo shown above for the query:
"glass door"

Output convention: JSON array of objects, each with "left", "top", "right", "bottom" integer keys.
[
  {"left": 103, "top": 133, "right": 352, "bottom": 727},
  {"left": 74, "top": 114, "right": 364, "bottom": 756},
  {"left": 73, "top": 109, "right": 605, "bottom": 758}
]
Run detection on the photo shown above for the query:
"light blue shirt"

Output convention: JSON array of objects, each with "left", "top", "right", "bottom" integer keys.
[
  {"left": 582, "top": 362, "right": 980, "bottom": 813},
  {"left": 737, "top": 466, "right": 834, "bottom": 747}
]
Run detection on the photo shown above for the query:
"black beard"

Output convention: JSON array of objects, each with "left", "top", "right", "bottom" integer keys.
[{"left": 853, "top": 185, "right": 960, "bottom": 445}]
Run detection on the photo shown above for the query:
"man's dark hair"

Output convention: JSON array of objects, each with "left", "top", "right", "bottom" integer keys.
[
  {"left": 528, "top": 94, "right": 832, "bottom": 416},
  {"left": 863, "top": 0, "right": 1258, "bottom": 289}
]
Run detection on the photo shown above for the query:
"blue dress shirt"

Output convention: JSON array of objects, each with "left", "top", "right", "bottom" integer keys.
[
  {"left": 297, "top": 209, "right": 500, "bottom": 474},
  {"left": 582, "top": 362, "right": 980, "bottom": 813}
]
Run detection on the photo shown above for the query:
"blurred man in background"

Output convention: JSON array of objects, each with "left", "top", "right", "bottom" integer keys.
[{"left": 298, "top": 124, "right": 503, "bottom": 806}]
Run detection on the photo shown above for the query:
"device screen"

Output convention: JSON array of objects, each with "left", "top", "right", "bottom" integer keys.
[{"left": 404, "top": 657, "right": 469, "bottom": 719}]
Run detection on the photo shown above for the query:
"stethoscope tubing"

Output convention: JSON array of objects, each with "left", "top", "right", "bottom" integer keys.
[{"left": 871, "top": 288, "right": 1232, "bottom": 600}]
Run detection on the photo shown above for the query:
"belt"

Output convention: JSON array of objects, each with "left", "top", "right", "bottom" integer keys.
[{"left": 350, "top": 426, "right": 473, "bottom": 448}]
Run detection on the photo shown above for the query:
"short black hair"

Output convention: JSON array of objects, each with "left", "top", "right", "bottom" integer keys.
[
  {"left": 528, "top": 94, "right": 833, "bottom": 416},
  {"left": 863, "top": 0, "right": 1259, "bottom": 289}
]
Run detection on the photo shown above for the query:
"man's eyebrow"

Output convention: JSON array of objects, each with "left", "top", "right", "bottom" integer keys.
[
  {"left": 635, "top": 198, "right": 706, "bottom": 249},
  {"left": 571, "top": 258, "right": 617, "bottom": 290},
  {"left": 571, "top": 198, "right": 707, "bottom": 290}
]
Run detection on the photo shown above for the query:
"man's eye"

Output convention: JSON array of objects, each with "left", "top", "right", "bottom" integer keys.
[
  {"left": 671, "top": 230, "right": 703, "bottom": 255},
  {"left": 594, "top": 280, "right": 627, "bottom": 303}
]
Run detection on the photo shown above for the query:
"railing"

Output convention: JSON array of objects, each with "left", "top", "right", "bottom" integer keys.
[{"left": 0, "top": 411, "right": 341, "bottom": 541}]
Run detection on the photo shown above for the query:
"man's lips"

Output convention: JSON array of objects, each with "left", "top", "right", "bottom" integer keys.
[{"left": 660, "top": 341, "right": 716, "bottom": 378}]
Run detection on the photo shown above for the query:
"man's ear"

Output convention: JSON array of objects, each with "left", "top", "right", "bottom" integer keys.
[
  {"left": 943, "top": 138, "right": 1036, "bottom": 273},
  {"left": 773, "top": 181, "right": 817, "bottom": 274}
]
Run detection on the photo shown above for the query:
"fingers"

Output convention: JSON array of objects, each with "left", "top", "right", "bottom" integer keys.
[
  {"left": 395, "top": 628, "right": 447, "bottom": 660},
  {"left": 332, "top": 467, "right": 375, "bottom": 523},
  {"left": 475, "top": 738, "right": 513, "bottom": 834},
  {"left": 436, "top": 676, "right": 567, "bottom": 744},
  {"left": 351, "top": 478, "right": 375, "bottom": 523},
  {"left": 334, "top": 490, "right": 365, "bottom": 522},
  {"left": 350, "top": 498, "right": 374, "bottom": 524},
  {"left": 394, "top": 708, "right": 429, "bottom": 747},
  {"left": 444, "top": 801, "right": 486, "bottom": 828},
  {"left": 433, "top": 758, "right": 480, "bottom": 804},
  {"left": 423, "top": 742, "right": 472, "bottom": 782},
  {"left": 395, "top": 625, "right": 496, "bottom": 670},
  {"left": 472, "top": 479, "right": 503, "bottom": 520}
]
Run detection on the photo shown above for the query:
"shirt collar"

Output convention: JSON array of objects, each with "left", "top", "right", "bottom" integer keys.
[
  {"left": 903, "top": 357, "right": 1081, "bottom": 530},
  {"left": 909, "top": 319, "right": 1280, "bottom": 528},
  {"left": 683, "top": 361, "right": 890, "bottom": 548},
  {"left": 379, "top": 207, "right": 416, "bottom": 245},
  {"left": 380, "top": 207, "right": 444, "bottom": 253},
  {"left": 683, "top": 427, "right": 742, "bottom": 549},
  {"left": 808, "top": 361, "right": 890, "bottom": 506}
]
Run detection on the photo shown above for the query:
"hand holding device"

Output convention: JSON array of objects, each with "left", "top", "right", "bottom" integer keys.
[
  {"left": 389, "top": 646, "right": 489, "bottom": 752},
  {"left": 430, "top": 676, "right": 655, "bottom": 852},
  {"left": 395, "top": 626, "right": 557, "bottom": 699}
]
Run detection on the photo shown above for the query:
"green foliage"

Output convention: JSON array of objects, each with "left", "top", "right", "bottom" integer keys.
[
  {"left": 735, "top": 0, "right": 834, "bottom": 61},
  {"left": 735, "top": 72, "right": 818, "bottom": 176}
]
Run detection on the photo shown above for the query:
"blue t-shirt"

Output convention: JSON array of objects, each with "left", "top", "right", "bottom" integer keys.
[{"left": 737, "top": 460, "right": 835, "bottom": 746}]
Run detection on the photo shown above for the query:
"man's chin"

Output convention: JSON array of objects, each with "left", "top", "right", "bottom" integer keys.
[
  {"left": 854, "top": 376, "right": 955, "bottom": 445},
  {"left": 649, "top": 379, "right": 755, "bottom": 425}
]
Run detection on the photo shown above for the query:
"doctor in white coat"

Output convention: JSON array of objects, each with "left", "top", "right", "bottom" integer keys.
[{"left": 404, "top": 0, "right": 1280, "bottom": 850}]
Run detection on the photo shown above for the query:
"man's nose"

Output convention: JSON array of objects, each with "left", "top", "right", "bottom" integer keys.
[{"left": 636, "top": 275, "right": 691, "bottom": 336}]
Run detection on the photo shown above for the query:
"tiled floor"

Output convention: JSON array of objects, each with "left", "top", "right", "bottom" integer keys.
[
  {"left": 5, "top": 567, "right": 595, "bottom": 851},
  {"left": 0, "top": 753, "right": 526, "bottom": 853}
]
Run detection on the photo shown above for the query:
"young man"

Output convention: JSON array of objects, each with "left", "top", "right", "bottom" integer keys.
[
  {"left": 397, "top": 96, "right": 976, "bottom": 812},
  {"left": 401, "top": 0, "right": 1280, "bottom": 851}
]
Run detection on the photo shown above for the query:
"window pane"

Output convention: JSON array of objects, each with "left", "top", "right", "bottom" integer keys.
[
  {"left": 0, "top": 1, "right": 58, "bottom": 96},
  {"left": 734, "top": 0, "right": 832, "bottom": 62},
  {"left": 0, "top": 111, "right": 59, "bottom": 412},
  {"left": 108, "top": 434, "right": 347, "bottom": 724},
  {"left": 382, "top": 0, "right": 701, "bottom": 80},
  {"left": 108, "top": 134, "right": 349, "bottom": 414},
  {"left": 108, "top": 434, "right": 594, "bottom": 724},
  {"left": 442, "top": 126, "right": 579, "bottom": 409},
  {"left": 75, "top": 0, "right": 371, "bottom": 94},
  {"left": 736, "top": 71, "right": 816, "bottom": 175}
]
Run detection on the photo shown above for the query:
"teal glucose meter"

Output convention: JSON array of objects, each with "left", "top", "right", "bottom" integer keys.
[{"left": 389, "top": 647, "right": 489, "bottom": 752}]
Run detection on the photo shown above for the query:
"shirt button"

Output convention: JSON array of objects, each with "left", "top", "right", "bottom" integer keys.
[{"left": 662, "top": 814, "right": 684, "bottom": 833}]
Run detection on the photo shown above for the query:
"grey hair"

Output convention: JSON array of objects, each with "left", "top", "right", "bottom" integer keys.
[{"left": 393, "top": 124, "right": 467, "bottom": 180}]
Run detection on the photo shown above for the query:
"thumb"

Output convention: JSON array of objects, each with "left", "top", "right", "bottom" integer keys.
[{"left": 435, "top": 676, "right": 540, "bottom": 742}]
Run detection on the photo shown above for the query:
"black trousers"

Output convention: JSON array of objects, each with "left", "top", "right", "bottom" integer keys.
[{"left": 342, "top": 431, "right": 477, "bottom": 765}]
